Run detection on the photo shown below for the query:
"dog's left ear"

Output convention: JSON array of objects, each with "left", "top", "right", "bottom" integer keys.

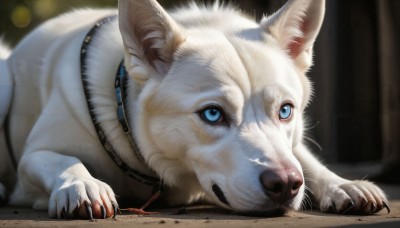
[
  {"left": 118, "top": 0, "right": 185, "bottom": 82},
  {"left": 261, "top": 0, "right": 325, "bottom": 73}
]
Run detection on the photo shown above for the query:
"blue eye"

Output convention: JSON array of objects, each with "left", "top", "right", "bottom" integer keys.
[
  {"left": 279, "top": 104, "right": 293, "bottom": 120},
  {"left": 199, "top": 105, "right": 225, "bottom": 125}
]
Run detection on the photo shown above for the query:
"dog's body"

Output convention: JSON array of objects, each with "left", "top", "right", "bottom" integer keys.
[{"left": 0, "top": 0, "right": 388, "bottom": 219}]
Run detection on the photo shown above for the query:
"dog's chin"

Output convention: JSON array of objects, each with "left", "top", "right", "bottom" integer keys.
[
  {"left": 230, "top": 200, "right": 296, "bottom": 217},
  {"left": 210, "top": 183, "right": 296, "bottom": 217}
]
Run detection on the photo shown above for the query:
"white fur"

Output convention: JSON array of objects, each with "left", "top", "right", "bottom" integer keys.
[{"left": 0, "top": 0, "right": 388, "bottom": 219}]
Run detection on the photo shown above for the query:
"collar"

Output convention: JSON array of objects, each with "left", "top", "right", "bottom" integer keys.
[
  {"left": 115, "top": 61, "right": 146, "bottom": 164},
  {"left": 80, "top": 15, "right": 161, "bottom": 188}
]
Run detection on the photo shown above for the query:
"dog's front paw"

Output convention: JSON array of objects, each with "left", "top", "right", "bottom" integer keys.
[
  {"left": 319, "top": 180, "right": 389, "bottom": 215},
  {"left": 49, "top": 177, "right": 119, "bottom": 219}
]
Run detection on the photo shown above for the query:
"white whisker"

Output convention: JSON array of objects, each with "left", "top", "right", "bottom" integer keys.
[{"left": 303, "top": 136, "right": 323, "bottom": 151}]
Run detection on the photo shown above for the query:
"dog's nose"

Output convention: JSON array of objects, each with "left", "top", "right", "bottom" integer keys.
[{"left": 260, "top": 168, "right": 303, "bottom": 202}]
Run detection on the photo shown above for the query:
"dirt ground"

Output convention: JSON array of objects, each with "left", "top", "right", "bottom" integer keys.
[
  {"left": 0, "top": 197, "right": 399, "bottom": 228},
  {"left": 1, "top": 165, "right": 400, "bottom": 227}
]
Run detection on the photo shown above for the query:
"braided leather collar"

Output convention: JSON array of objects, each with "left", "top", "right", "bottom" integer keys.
[{"left": 80, "top": 15, "right": 161, "bottom": 187}]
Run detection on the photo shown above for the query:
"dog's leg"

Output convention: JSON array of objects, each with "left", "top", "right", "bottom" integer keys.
[
  {"left": 10, "top": 150, "right": 118, "bottom": 219},
  {"left": 294, "top": 143, "right": 389, "bottom": 214}
]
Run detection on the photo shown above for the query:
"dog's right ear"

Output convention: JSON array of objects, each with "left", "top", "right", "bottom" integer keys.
[
  {"left": 260, "top": 0, "right": 325, "bottom": 73},
  {"left": 118, "top": 0, "right": 185, "bottom": 82}
]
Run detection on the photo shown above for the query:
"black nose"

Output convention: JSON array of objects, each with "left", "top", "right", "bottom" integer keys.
[{"left": 259, "top": 168, "right": 303, "bottom": 202}]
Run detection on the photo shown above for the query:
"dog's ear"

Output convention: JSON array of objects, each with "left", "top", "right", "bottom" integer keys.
[
  {"left": 118, "top": 0, "right": 185, "bottom": 81},
  {"left": 260, "top": 0, "right": 325, "bottom": 73}
]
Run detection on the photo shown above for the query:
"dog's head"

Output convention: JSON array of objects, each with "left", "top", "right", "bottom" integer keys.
[{"left": 118, "top": 0, "right": 325, "bottom": 214}]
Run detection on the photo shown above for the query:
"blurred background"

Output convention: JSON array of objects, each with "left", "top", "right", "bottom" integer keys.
[{"left": 0, "top": 0, "right": 399, "bottom": 183}]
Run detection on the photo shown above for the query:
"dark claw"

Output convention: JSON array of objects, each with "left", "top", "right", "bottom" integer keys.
[
  {"left": 101, "top": 205, "right": 106, "bottom": 219},
  {"left": 112, "top": 201, "right": 120, "bottom": 219},
  {"left": 85, "top": 202, "right": 94, "bottom": 221},
  {"left": 370, "top": 203, "right": 376, "bottom": 214},
  {"left": 342, "top": 201, "right": 354, "bottom": 214},
  {"left": 360, "top": 197, "right": 368, "bottom": 208},
  {"left": 61, "top": 207, "right": 70, "bottom": 219},
  {"left": 383, "top": 201, "right": 391, "bottom": 214},
  {"left": 327, "top": 202, "right": 336, "bottom": 213}
]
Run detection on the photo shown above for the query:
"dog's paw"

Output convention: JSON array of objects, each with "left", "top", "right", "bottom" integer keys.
[
  {"left": 49, "top": 177, "right": 119, "bottom": 219},
  {"left": 319, "top": 180, "right": 389, "bottom": 215}
]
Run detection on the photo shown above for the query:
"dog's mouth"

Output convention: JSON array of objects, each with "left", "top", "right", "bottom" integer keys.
[
  {"left": 212, "top": 183, "right": 230, "bottom": 206},
  {"left": 211, "top": 183, "right": 292, "bottom": 217}
]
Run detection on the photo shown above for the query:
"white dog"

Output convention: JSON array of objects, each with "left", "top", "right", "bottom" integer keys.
[{"left": 0, "top": 0, "right": 389, "bottom": 219}]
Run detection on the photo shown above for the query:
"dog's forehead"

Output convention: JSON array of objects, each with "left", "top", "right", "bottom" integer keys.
[
  {"left": 173, "top": 32, "right": 249, "bottom": 91},
  {"left": 172, "top": 33, "right": 303, "bottom": 105},
  {"left": 230, "top": 38, "right": 304, "bottom": 103}
]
